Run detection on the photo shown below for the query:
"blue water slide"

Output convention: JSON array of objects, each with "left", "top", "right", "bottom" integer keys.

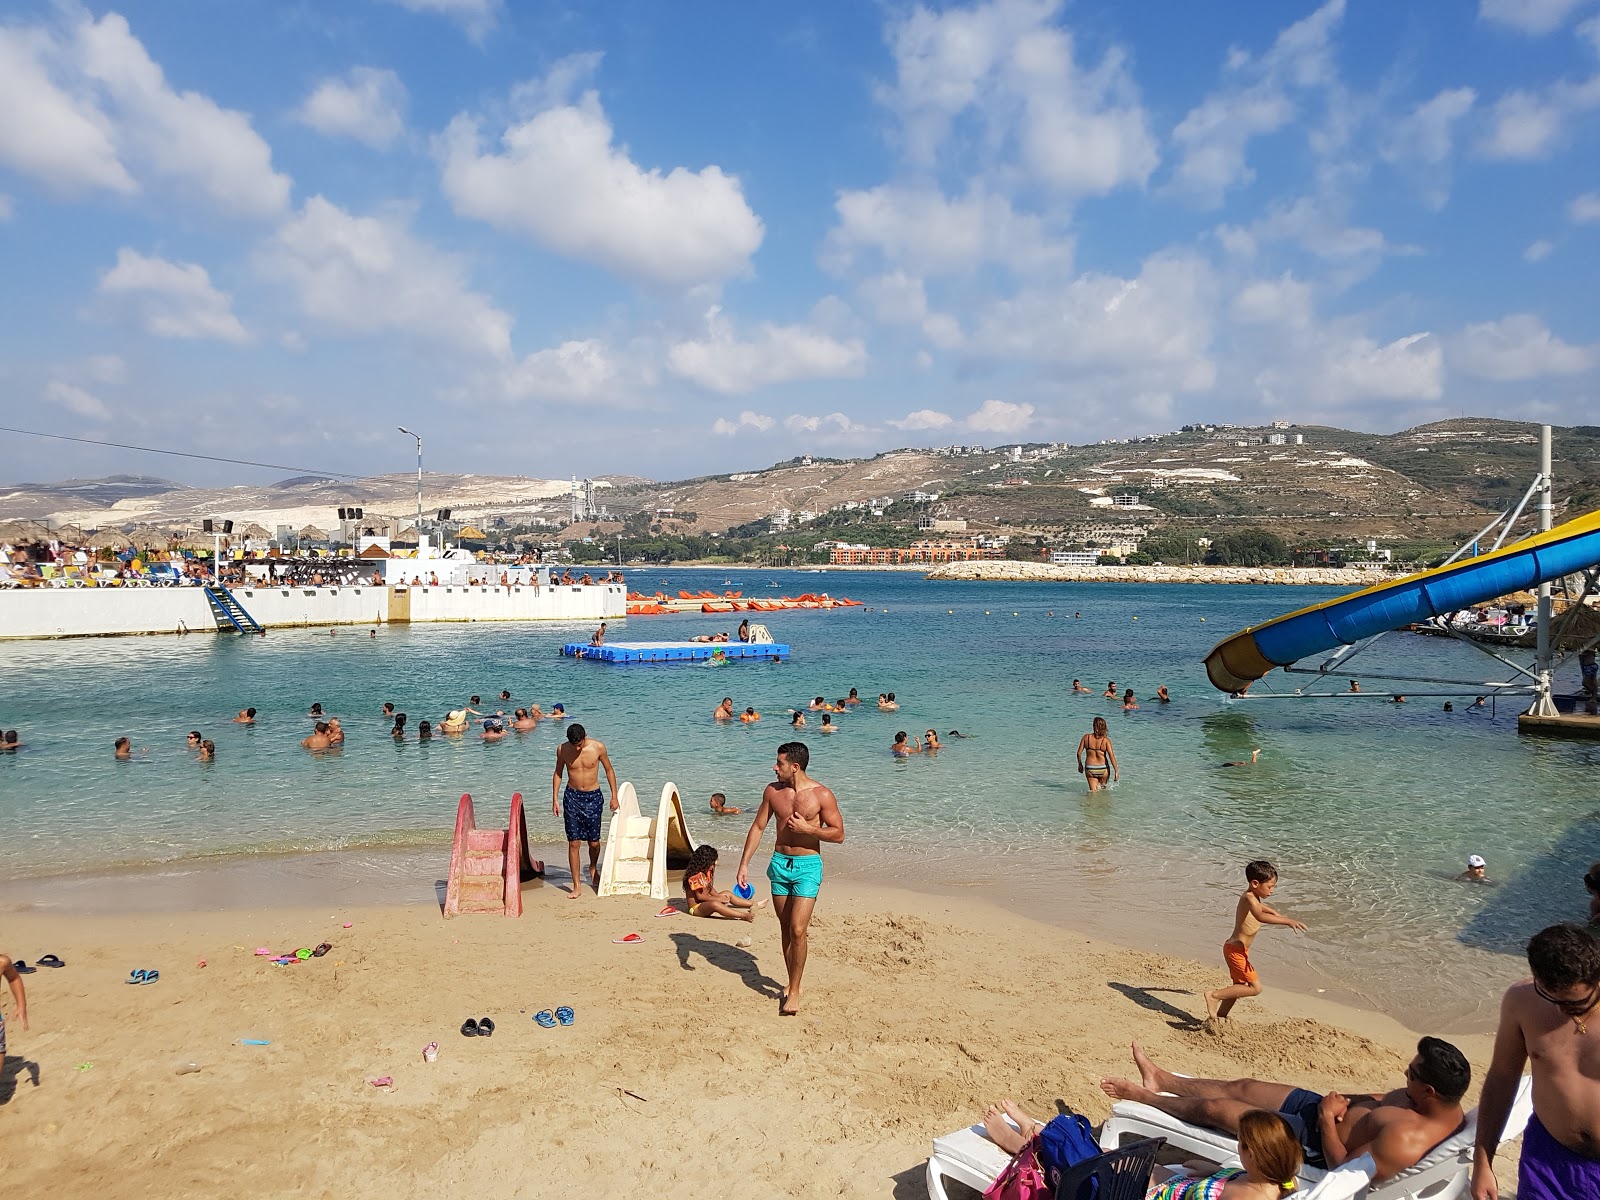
[{"left": 1203, "top": 508, "right": 1600, "bottom": 692}]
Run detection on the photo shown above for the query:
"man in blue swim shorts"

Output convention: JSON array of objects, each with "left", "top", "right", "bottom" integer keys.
[
  {"left": 552, "top": 723, "right": 618, "bottom": 899},
  {"left": 736, "top": 741, "right": 845, "bottom": 1016}
]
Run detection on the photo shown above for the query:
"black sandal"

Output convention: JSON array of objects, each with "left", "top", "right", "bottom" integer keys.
[
  {"left": 37, "top": 954, "right": 65, "bottom": 968},
  {"left": 460, "top": 1018, "right": 479, "bottom": 1037},
  {"left": 476, "top": 1017, "right": 495, "bottom": 1037}
]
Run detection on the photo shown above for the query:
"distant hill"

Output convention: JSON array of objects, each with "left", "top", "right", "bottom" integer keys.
[{"left": 2, "top": 420, "right": 1592, "bottom": 552}]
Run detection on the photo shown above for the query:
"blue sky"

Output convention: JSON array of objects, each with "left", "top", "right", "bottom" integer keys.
[{"left": 1, "top": 0, "right": 1598, "bottom": 486}]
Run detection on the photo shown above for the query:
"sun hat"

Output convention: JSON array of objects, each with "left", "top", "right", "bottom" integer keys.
[{"left": 1467, "top": 854, "right": 1486, "bottom": 868}]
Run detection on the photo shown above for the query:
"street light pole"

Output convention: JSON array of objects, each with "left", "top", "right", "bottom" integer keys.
[{"left": 397, "top": 427, "right": 422, "bottom": 545}]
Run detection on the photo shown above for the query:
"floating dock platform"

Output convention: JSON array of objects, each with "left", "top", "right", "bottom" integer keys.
[
  {"left": 1519, "top": 711, "right": 1600, "bottom": 740},
  {"left": 562, "top": 641, "right": 790, "bottom": 664}
]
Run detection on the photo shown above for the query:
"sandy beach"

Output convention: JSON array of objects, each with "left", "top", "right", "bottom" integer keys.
[{"left": 1, "top": 869, "right": 1512, "bottom": 1199}]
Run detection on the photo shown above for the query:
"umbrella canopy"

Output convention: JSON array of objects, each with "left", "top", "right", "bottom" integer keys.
[
  {"left": 89, "top": 530, "right": 135, "bottom": 549},
  {"left": 241, "top": 522, "right": 272, "bottom": 539},
  {"left": 299, "top": 524, "right": 328, "bottom": 540},
  {"left": 0, "top": 519, "right": 52, "bottom": 541}
]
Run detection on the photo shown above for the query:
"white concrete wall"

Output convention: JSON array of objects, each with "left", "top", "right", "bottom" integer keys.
[{"left": 0, "top": 583, "right": 625, "bottom": 640}]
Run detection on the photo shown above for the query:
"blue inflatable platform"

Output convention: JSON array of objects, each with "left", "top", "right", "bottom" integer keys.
[{"left": 561, "top": 641, "right": 790, "bottom": 664}]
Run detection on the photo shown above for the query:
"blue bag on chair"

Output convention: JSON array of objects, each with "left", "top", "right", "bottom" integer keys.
[{"left": 1036, "top": 1114, "right": 1103, "bottom": 1198}]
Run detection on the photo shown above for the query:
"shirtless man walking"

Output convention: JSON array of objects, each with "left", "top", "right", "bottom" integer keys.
[
  {"left": 552, "top": 723, "right": 619, "bottom": 898},
  {"left": 1472, "top": 923, "right": 1600, "bottom": 1199},
  {"left": 1102, "top": 1037, "right": 1471, "bottom": 1182},
  {"left": 736, "top": 742, "right": 844, "bottom": 1016}
]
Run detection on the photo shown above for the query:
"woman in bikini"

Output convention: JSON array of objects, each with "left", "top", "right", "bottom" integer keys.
[{"left": 1076, "top": 715, "right": 1118, "bottom": 792}]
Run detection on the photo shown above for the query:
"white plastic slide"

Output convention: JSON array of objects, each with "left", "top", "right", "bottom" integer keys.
[{"left": 598, "top": 781, "right": 698, "bottom": 900}]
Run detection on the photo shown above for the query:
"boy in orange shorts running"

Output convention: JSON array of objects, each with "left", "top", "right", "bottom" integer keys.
[{"left": 1204, "top": 859, "right": 1307, "bottom": 1022}]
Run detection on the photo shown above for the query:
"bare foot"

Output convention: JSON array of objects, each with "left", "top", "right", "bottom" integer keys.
[
  {"left": 567, "top": 885, "right": 582, "bottom": 899},
  {"left": 1131, "top": 1040, "right": 1164, "bottom": 1091},
  {"left": 780, "top": 989, "right": 802, "bottom": 1016},
  {"left": 1000, "top": 1098, "right": 1039, "bottom": 1139},
  {"left": 1100, "top": 1076, "right": 1157, "bottom": 1105},
  {"left": 589, "top": 866, "right": 601, "bottom": 890},
  {"left": 983, "top": 1104, "right": 1030, "bottom": 1156},
  {"left": 1202, "top": 990, "right": 1222, "bottom": 1022},
  {"left": 753, "top": 898, "right": 770, "bottom": 910},
  {"left": 740, "top": 910, "right": 755, "bottom": 922}
]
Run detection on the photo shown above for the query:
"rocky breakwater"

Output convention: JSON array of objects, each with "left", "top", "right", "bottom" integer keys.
[{"left": 925, "top": 560, "right": 1391, "bottom": 586}]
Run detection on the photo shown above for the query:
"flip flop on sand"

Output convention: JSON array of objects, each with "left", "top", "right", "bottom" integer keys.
[
  {"left": 533, "top": 1010, "right": 557, "bottom": 1028},
  {"left": 37, "top": 954, "right": 65, "bottom": 968},
  {"left": 555, "top": 1006, "right": 575, "bottom": 1026},
  {"left": 611, "top": 933, "right": 644, "bottom": 944},
  {"left": 654, "top": 906, "right": 678, "bottom": 917},
  {"left": 127, "top": 969, "right": 147, "bottom": 984},
  {"left": 460, "top": 1019, "right": 480, "bottom": 1037},
  {"left": 312, "top": 943, "right": 332, "bottom": 957},
  {"left": 477, "top": 1018, "right": 495, "bottom": 1037},
  {"left": 14, "top": 960, "right": 35, "bottom": 974}
]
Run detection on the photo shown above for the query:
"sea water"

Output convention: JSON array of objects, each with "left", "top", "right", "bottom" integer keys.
[{"left": 2, "top": 570, "right": 1596, "bottom": 1027}]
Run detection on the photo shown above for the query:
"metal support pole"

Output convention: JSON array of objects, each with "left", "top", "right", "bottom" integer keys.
[
  {"left": 1528, "top": 424, "right": 1558, "bottom": 717},
  {"left": 398, "top": 427, "right": 423, "bottom": 549}
]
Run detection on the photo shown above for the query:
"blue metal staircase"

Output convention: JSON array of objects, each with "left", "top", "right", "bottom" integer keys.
[{"left": 203, "top": 585, "right": 263, "bottom": 634}]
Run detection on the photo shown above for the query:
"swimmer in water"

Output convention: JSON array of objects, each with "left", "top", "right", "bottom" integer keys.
[
  {"left": 309, "top": 702, "right": 324, "bottom": 717},
  {"left": 114, "top": 737, "right": 132, "bottom": 760},
  {"left": 845, "top": 688, "right": 861, "bottom": 706},
  {"left": 1454, "top": 854, "right": 1492, "bottom": 884},
  {"left": 1348, "top": 680, "right": 1361, "bottom": 693},
  {"left": 882, "top": 691, "right": 899, "bottom": 711},
  {"left": 1469, "top": 696, "right": 1487, "bottom": 710},
  {"left": 198, "top": 739, "right": 215, "bottom": 762},
  {"left": 714, "top": 697, "right": 735, "bottom": 721},
  {"left": 739, "top": 707, "right": 761, "bottom": 723},
  {"left": 820, "top": 714, "right": 836, "bottom": 732},
  {"left": 1103, "top": 681, "right": 1118, "bottom": 699},
  {"left": 709, "top": 791, "right": 743, "bottom": 816},
  {"left": 382, "top": 702, "right": 395, "bottom": 719},
  {"left": 1152, "top": 685, "right": 1170, "bottom": 703},
  {"left": 233, "top": 707, "right": 257, "bottom": 724},
  {"left": 892, "top": 731, "right": 920, "bottom": 756},
  {"left": 1122, "top": 688, "right": 1138, "bottom": 711},
  {"left": 1392, "top": 694, "right": 1407, "bottom": 704},
  {"left": 512, "top": 708, "right": 538, "bottom": 731},
  {"left": 1072, "top": 679, "right": 1092, "bottom": 694},
  {"left": 809, "top": 696, "right": 826, "bottom": 711},
  {"left": 947, "top": 729, "right": 973, "bottom": 738},
  {"left": 1221, "top": 749, "right": 1261, "bottom": 767},
  {"left": 923, "top": 729, "right": 942, "bottom": 751},
  {"left": 790, "top": 711, "right": 806, "bottom": 727}
]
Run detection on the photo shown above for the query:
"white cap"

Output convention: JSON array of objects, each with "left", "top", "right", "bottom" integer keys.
[{"left": 1467, "top": 854, "right": 1486, "bottom": 868}]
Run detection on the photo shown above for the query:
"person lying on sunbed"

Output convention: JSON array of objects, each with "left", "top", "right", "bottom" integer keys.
[
  {"left": 1098, "top": 1038, "right": 1469, "bottom": 1182},
  {"left": 683, "top": 846, "right": 765, "bottom": 922}
]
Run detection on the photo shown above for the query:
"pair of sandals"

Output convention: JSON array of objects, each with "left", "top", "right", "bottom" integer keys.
[
  {"left": 533, "top": 1006, "right": 575, "bottom": 1028},
  {"left": 13, "top": 954, "right": 65, "bottom": 973},
  {"left": 127, "top": 968, "right": 160, "bottom": 984},
  {"left": 459, "top": 1017, "right": 496, "bottom": 1037}
]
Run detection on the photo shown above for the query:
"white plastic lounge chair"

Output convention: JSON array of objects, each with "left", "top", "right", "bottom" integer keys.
[
  {"left": 1097, "top": 1074, "right": 1534, "bottom": 1200},
  {"left": 926, "top": 1113, "right": 1026, "bottom": 1200}
]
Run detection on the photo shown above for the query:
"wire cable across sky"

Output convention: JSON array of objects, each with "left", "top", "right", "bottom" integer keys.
[{"left": 0, "top": 425, "right": 367, "bottom": 481}]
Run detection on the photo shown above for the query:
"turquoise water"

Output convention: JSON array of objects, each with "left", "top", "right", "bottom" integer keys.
[{"left": 3, "top": 570, "right": 1597, "bottom": 1024}]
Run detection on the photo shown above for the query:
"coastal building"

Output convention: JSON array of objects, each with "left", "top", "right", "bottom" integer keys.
[
  {"left": 1049, "top": 550, "right": 1101, "bottom": 566},
  {"left": 829, "top": 538, "right": 1004, "bottom": 566}
]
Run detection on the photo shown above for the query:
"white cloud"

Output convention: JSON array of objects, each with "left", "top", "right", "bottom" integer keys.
[
  {"left": 858, "top": 271, "right": 929, "bottom": 324},
  {"left": 46, "top": 379, "right": 111, "bottom": 420},
  {"left": 826, "top": 184, "right": 1070, "bottom": 277},
  {"left": 784, "top": 412, "right": 870, "bottom": 435},
  {"left": 1453, "top": 313, "right": 1596, "bottom": 380},
  {"left": 99, "top": 248, "right": 249, "bottom": 343},
  {"left": 1325, "top": 333, "right": 1443, "bottom": 399},
  {"left": 1380, "top": 88, "right": 1476, "bottom": 204},
  {"left": 383, "top": 0, "right": 501, "bottom": 40},
  {"left": 965, "top": 399, "right": 1035, "bottom": 433},
  {"left": 262, "top": 196, "right": 511, "bottom": 359},
  {"left": 503, "top": 339, "right": 617, "bottom": 400},
  {"left": 439, "top": 85, "right": 763, "bottom": 288},
  {"left": 75, "top": 13, "right": 291, "bottom": 219},
  {"left": 296, "top": 68, "right": 407, "bottom": 149},
  {"left": 1479, "top": 0, "right": 1590, "bottom": 36},
  {"left": 1524, "top": 239, "right": 1554, "bottom": 261},
  {"left": 970, "top": 253, "right": 1217, "bottom": 397},
  {"left": 1571, "top": 192, "right": 1600, "bottom": 222},
  {"left": 1168, "top": 0, "right": 1346, "bottom": 206},
  {"left": 0, "top": 27, "right": 133, "bottom": 195},
  {"left": 1480, "top": 90, "right": 1568, "bottom": 159},
  {"left": 667, "top": 306, "right": 867, "bottom": 395},
  {"left": 1232, "top": 273, "right": 1314, "bottom": 329},
  {"left": 888, "top": 408, "right": 954, "bottom": 431},
  {"left": 84, "top": 353, "right": 126, "bottom": 383},
  {"left": 878, "top": 0, "right": 1157, "bottom": 194},
  {"left": 712, "top": 411, "right": 775, "bottom": 436}
]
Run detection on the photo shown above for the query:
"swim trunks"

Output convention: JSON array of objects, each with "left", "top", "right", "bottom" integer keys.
[
  {"left": 766, "top": 852, "right": 824, "bottom": 898},
  {"left": 1223, "top": 941, "right": 1258, "bottom": 985},
  {"left": 562, "top": 786, "right": 604, "bottom": 842},
  {"left": 1276, "top": 1088, "right": 1327, "bottom": 1168},
  {"left": 1520, "top": 1111, "right": 1600, "bottom": 1199}
]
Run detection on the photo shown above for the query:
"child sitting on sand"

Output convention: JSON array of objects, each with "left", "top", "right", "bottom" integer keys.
[
  {"left": 1204, "top": 860, "right": 1307, "bottom": 1022},
  {"left": 683, "top": 846, "right": 765, "bottom": 921}
]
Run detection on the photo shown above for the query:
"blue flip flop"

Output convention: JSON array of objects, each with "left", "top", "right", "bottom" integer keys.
[
  {"left": 142, "top": 969, "right": 159, "bottom": 984},
  {"left": 126, "top": 969, "right": 147, "bottom": 984},
  {"left": 555, "top": 1005, "right": 575, "bottom": 1026},
  {"left": 533, "top": 1010, "right": 557, "bottom": 1028}
]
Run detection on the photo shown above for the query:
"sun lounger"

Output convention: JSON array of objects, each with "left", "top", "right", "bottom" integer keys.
[
  {"left": 926, "top": 1118, "right": 1163, "bottom": 1200},
  {"left": 1097, "top": 1074, "right": 1534, "bottom": 1200}
]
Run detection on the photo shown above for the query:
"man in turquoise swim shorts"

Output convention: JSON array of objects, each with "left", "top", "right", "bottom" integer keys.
[{"left": 737, "top": 741, "right": 845, "bottom": 1017}]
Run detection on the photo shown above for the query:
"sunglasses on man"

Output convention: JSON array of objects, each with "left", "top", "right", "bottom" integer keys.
[{"left": 1534, "top": 978, "right": 1600, "bottom": 1018}]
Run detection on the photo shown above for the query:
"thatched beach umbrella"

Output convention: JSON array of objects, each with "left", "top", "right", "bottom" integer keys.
[
  {"left": 90, "top": 530, "right": 135, "bottom": 550},
  {"left": 241, "top": 522, "right": 272, "bottom": 539},
  {"left": 299, "top": 524, "right": 328, "bottom": 541}
]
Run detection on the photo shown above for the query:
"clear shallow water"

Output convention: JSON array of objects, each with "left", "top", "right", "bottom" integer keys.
[{"left": 3, "top": 569, "right": 1598, "bottom": 1026}]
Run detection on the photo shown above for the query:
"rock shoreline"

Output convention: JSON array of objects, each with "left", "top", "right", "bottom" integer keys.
[{"left": 925, "top": 560, "right": 1391, "bottom": 586}]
